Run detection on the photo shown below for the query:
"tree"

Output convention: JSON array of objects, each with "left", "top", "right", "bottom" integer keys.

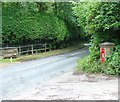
[
  {"left": 73, "top": 2, "right": 120, "bottom": 45},
  {"left": 54, "top": 2, "right": 81, "bottom": 41}
]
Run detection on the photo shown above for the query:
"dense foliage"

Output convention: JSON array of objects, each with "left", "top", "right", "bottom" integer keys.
[
  {"left": 74, "top": 2, "right": 120, "bottom": 44},
  {"left": 77, "top": 45, "right": 120, "bottom": 75},
  {"left": 74, "top": 2, "right": 120, "bottom": 75},
  {"left": 2, "top": 2, "right": 81, "bottom": 49},
  {"left": 54, "top": 2, "right": 81, "bottom": 41},
  {"left": 2, "top": 3, "right": 70, "bottom": 47}
]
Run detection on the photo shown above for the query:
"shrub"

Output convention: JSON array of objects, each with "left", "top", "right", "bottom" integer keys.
[
  {"left": 102, "top": 45, "right": 120, "bottom": 75},
  {"left": 76, "top": 45, "right": 120, "bottom": 75}
]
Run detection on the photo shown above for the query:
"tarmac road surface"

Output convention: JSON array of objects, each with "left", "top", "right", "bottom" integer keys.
[{"left": 0, "top": 47, "right": 89, "bottom": 100}]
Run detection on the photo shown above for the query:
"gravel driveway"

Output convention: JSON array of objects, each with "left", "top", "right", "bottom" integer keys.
[{"left": 12, "top": 72, "right": 118, "bottom": 100}]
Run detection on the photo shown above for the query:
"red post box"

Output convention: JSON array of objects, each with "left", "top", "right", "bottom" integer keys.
[
  {"left": 100, "top": 47, "right": 105, "bottom": 63},
  {"left": 100, "top": 42, "right": 115, "bottom": 64}
]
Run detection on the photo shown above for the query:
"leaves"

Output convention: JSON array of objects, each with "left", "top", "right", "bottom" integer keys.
[
  {"left": 74, "top": 2, "right": 120, "bottom": 40},
  {"left": 2, "top": 3, "right": 69, "bottom": 45}
]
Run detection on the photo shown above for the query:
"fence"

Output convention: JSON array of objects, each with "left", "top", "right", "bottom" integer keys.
[
  {"left": 0, "top": 43, "right": 51, "bottom": 59},
  {"left": 18, "top": 43, "right": 50, "bottom": 55}
]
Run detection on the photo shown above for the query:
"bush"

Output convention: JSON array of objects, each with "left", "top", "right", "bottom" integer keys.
[
  {"left": 2, "top": 5, "right": 69, "bottom": 47},
  {"left": 76, "top": 56, "right": 102, "bottom": 74},
  {"left": 102, "top": 45, "right": 120, "bottom": 75},
  {"left": 76, "top": 45, "right": 120, "bottom": 75}
]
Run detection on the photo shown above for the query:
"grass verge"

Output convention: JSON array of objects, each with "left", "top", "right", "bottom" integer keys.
[
  {"left": 0, "top": 58, "right": 17, "bottom": 63},
  {"left": 15, "top": 43, "right": 84, "bottom": 62},
  {"left": 0, "top": 58, "right": 18, "bottom": 68}
]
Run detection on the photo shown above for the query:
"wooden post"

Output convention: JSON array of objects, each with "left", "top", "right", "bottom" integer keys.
[
  {"left": 31, "top": 44, "right": 33, "bottom": 54},
  {"left": 45, "top": 43, "right": 47, "bottom": 52},
  {"left": 16, "top": 48, "right": 18, "bottom": 57},
  {"left": 19, "top": 46, "right": 21, "bottom": 55},
  {"left": 10, "top": 57, "right": 12, "bottom": 62}
]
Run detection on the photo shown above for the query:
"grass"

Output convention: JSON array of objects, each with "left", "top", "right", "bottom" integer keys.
[
  {"left": 0, "top": 43, "right": 84, "bottom": 63},
  {"left": 76, "top": 55, "right": 89, "bottom": 71},
  {"left": 76, "top": 55, "right": 103, "bottom": 74},
  {"left": 0, "top": 58, "right": 17, "bottom": 63},
  {"left": 15, "top": 43, "right": 84, "bottom": 62}
]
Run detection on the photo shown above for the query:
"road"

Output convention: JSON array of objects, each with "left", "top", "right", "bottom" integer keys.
[{"left": 0, "top": 47, "right": 89, "bottom": 100}]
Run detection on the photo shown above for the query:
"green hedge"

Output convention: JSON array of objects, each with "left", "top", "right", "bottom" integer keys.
[{"left": 2, "top": 5, "right": 69, "bottom": 46}]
